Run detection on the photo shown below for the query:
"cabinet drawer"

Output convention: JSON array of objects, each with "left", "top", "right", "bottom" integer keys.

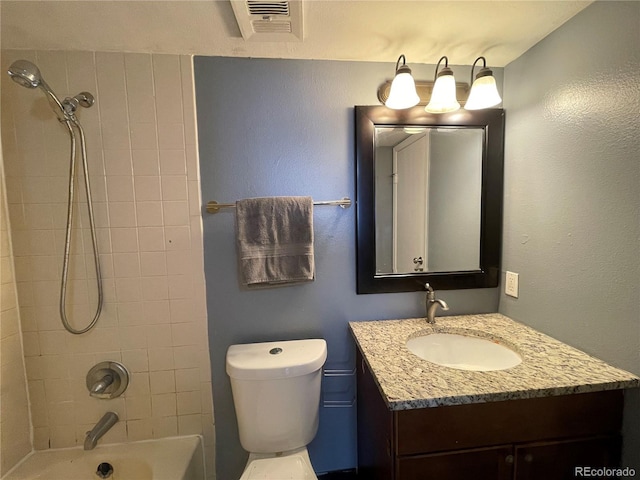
[
  {"left": 397, "top": 445, "right": 514, "bottom": 480},
  {"left": 395, "top": 390, "right": 623, "bottom": 455}
]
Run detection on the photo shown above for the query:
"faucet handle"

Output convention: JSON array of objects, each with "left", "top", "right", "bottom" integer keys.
[
  {"left": 424, "top": 283, "right": 436, "bottom": 300},
  {"left": 86, "top": 362, "right": 129, "bottom": 399}
]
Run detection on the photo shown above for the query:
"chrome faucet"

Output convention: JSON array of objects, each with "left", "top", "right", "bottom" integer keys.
[
  {"left": 84, "top": 412, "right": 118, "bottom": 450},
  {"left": 425, "top": 283, "right": 449, "bottom": 324}
]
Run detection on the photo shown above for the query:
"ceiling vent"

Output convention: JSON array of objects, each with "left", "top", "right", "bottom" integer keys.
[{"left": 230, "top": 0, "right": 304, "bottom": 42}]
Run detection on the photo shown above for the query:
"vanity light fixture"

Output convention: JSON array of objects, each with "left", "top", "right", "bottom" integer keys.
[
  {"left": 464, "top": 56, "right": 502, "bottom": 110},
  {"left": 424, "top": 56, "right": 460, "bottom": 113},
  {"left": 385, "top": 55, "right": 420, "bottom": 110}
]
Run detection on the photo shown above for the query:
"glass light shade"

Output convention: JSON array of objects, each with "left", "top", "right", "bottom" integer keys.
[
  {"left": 403, "top": 126, "right": 427, "bottom": 134},
  {"left": 385, "top": 72, "right": 420, "bottom": 110},
  {"left": 465, "top": 75, "right": 502, "bottom": 110},
  {"left": 425, "top": 73, "right": 460, "bottom": 113}
]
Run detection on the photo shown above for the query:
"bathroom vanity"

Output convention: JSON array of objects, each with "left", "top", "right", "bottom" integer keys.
[{"left": 350, "top": 314, "right": 639, "bottom": 480}]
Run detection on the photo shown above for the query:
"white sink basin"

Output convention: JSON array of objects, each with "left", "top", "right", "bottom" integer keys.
[{"left": 406, "top": 331, "right": 522, "bottom": 371}]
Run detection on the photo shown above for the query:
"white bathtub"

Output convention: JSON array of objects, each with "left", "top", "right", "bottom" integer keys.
[{"left": 2, "top": 435, "right": 204, "bottom": 480}]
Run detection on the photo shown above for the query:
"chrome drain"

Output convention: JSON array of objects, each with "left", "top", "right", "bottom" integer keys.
[{"left": 96, "top": 462, "right": 114, "bottom": 479}]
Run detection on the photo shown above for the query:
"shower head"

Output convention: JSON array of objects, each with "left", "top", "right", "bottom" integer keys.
[
  {"left": 7, "top": 59, "right": 69, "bottom": 120},
  {"left": 8, "top": 59, "right": 42, "bottom": 89},
  {"left": 8, "top": 59, "right": 95, "bottom": 122}
]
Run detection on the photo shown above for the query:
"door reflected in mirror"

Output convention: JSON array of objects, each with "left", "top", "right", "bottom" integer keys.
[{"left": 375, "top": 127, "right": 483, "bottom": 275}]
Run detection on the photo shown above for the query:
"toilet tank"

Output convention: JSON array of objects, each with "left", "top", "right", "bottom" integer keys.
[{"left": 226, "top": 339, "right": 327, "bottom": 453}]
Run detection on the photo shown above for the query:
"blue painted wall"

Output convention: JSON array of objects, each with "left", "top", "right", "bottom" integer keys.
[
  {"left": 194, "top": 57, "right": 501, "bottom": 479},
  {"left": 500, "top": 1, "right": 640, "bottom": 470}
]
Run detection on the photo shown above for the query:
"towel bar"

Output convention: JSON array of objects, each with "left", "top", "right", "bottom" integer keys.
[{"left": 206, "top": 197, "right": 351, "bottom": 214}]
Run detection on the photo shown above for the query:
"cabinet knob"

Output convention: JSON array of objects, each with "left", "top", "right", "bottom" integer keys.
[
  {"left": 524, "top": 453, "right": 533, "bottom": 463},
  {"left": 505, "top": 454, "right": 514, "bottom": 464}
]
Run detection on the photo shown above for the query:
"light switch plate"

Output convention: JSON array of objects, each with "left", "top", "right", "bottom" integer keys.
[{"left": 505, "top": 271, "right": 519, "bottom": 298}]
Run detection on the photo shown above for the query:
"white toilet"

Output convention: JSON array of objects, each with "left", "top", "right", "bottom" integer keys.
[{"left": 226, "top": 338, "right": 327, "bottom": 480}]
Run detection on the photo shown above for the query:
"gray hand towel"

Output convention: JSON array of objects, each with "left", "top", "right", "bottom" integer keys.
[{"left": 236, "top": 196, "right": 315, "bottom": 286}]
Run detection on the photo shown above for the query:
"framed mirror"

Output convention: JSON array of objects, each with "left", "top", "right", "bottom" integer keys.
[{"left": 355, "top": 106, "right": 505, "bottom": 293}]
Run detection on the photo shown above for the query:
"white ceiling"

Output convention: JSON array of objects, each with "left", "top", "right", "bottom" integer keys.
[{"left": 1, "top": 1, "right": 592, "bottom": 67}]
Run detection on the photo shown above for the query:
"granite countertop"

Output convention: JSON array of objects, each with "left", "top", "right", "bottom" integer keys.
[{"left": 349, "top": 313, "right": 640, "bottom": 411}]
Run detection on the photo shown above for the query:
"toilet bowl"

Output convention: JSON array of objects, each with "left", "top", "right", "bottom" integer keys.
[{"left": 226, "top": 339, "right": 327, "bottom": 480}]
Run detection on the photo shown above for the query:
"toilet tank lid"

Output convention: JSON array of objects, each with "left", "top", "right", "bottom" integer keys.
[{"left": 226, "top": 339, "right": 327, "bottom": 380}]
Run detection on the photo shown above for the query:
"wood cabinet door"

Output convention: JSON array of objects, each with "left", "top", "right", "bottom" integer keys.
[
  {"left": 514, "top": 435, "right": 621, "bottom": 480},
  {"left": 397, "top": 445, "right": 515, "bottom": 480},
  {"left": 356, "top": 351, "right": 394, "bottom": 479}
]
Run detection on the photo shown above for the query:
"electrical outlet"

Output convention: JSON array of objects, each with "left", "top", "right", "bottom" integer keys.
[{"left": 505, "top": 271, "right": 519, "bottom": 298}]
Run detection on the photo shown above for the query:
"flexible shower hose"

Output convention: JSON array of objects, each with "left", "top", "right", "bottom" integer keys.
[{"left": 59, "top": 118, "right": 103, "bottom": 334}]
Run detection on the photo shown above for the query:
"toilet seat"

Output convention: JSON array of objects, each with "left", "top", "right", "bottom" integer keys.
[{"left": 240, "top": 448, "right": 317, "bottom": 480}]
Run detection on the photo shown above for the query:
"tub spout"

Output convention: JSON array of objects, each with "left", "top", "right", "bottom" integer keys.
[{"left": 84, "top": 412, "right": 118, "bottom": 451}]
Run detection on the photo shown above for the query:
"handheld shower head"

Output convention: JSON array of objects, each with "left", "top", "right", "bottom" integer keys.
[
  {"left": 8, "top": 59, "right": 95, "bottom": 123},
  {"left": 7, "top": 59, "right": 69, "bottom": 120},
  {"left": 8, "top": 60, "right": 42, "bottom": 89}
]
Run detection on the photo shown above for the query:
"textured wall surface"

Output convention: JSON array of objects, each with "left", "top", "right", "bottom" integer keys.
[
  {"left": 195, "top": 57, "right": 502, "bottom": 479},
  {"left": 501, "top": 1, "right": 640, "bottom": 469},
  {"left": 428, "top": 129, "right": 482, "bottom": 271},
  {"left": 374, "top": 146, "right": 393, "bottom": 272},
  {"left": 1, "top": 50, "right": 214, "bottom": 476}
]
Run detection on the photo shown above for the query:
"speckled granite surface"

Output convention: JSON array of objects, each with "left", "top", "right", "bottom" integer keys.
[{"left": 349, "top": 313, "right": 640, "bottom": 411}]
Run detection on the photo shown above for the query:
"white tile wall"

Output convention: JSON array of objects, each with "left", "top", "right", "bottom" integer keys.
[
  {"left": 1, "top": 159, "right": 34, "bottom": 476},
  {"left": 1, "top": 50, "right": 214, "bottom": 477}
]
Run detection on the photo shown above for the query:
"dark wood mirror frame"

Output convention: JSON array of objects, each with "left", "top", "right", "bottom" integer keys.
[{"left": 355, "top": 106, "right": 505, "bottom": 294}]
